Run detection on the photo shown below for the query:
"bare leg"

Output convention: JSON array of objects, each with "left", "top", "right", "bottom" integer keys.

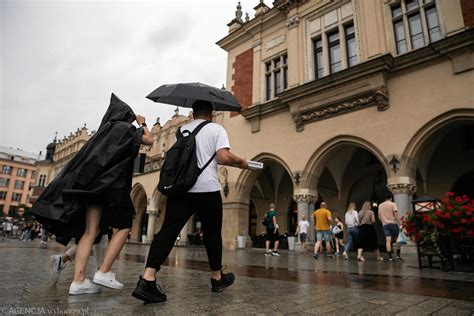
[
  {"left": 357, "top": 248, "right": 364, "bottom": 261},
  {"left": 265, "top": 240, "right": 271, "bottom": 252},
  {"left": 325, "top": 241, "right": 331, "bottom": 253},
  {"left": 385, "top": 236, "right": 392, "bottom": 257},
  {"left": 335, "top": 238, "right": 340, "bottom": 253},
  {"left": 273, "top": 240, "right": 280, "bottom": 252},
  {"left": 143, "top": 267, "right": 157, "bottom": 282},
  {"left": 99, "top": 228, "right": 130, "bottom": 273},
  {"left": 73, "top": 207, "right": 102, "bottom": 283},
  {"left": 314, "top": 241, "right": 321, "bottom": 254}
]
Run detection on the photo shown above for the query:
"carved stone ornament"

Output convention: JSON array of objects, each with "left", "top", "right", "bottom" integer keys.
[
  {"left": 387, "top": 183, "right": 417, "bottom": 195},
  {"left": 266, "top": 34, "right": 286, "bottom": 51},
  {"left": 286, "top": 15, "right": 300, "bottom": 29},
  {"left": 291, "top": 86, "right": 389, "bottom": 131},
  {"left": 274, "top": 0, "right": 308, "bottom": 12},
  {"left": 293, "top": 194, "right": 318, "bottom": 204}
]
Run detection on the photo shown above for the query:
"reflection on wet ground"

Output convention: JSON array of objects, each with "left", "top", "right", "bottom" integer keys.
[
  {"left": 119, "top": 252, "right": 474, "bottom": 302},
  {"left": 1, "top": 241, "right": 474, "bottom": 315}
]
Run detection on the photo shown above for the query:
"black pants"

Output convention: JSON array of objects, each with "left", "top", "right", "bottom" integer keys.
[{"left": 146, "top": 191, "right": 223, "bottom": 271}]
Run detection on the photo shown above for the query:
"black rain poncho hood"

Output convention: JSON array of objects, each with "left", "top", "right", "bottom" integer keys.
[{"left": 31, "top": 93, "right": 143, "bottom": 245}]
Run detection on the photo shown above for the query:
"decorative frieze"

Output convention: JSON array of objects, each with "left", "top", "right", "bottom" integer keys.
[
  {"left": 274, "top": 0, "right": 308, "bottom": 12},
  {"left": 291, "top": 87, "right": 389, "bottom": 131},
  {"left": 266, "top": 34, "right": 286, "bottom": 51},
  {"left": 387, "top": 183, "right": 417, "bottom": 195},
  {"left": 293, "top": 194, "right": 318, "bottom": 204}
]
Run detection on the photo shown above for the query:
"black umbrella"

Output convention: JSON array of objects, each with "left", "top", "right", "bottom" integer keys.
[{"left": 146, "top": 82, "right": 241, "bottom": 112}]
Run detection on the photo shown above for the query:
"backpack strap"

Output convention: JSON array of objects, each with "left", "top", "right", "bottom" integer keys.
[
  {"left": 191, "top": 120, "right": 211, "bottom": 136},
  {"left": 176, "top": 120, "right": 210, "bottom": 140}
]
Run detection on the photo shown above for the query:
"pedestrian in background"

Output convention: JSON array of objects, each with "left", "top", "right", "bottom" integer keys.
[
  {"left": 378, "top": 195, "right": 402, "bottom": 261},
  {"left": 312, "top": 202, "right": 333, "bottom": 259},
  {"left": 265, "top": 203, "right": 280, "bottom": 256},
  {"left": 343, "top": 202, "right": 359, "bottom": 260},
  {"left": 355, "top": 201, "right": 383, "bottom": 262},
  {"left": 333, "top": 216, "right": 344, "bottom": 255},
  {"left": 296, "top": 215, "right": 310, "bottom": 253}
]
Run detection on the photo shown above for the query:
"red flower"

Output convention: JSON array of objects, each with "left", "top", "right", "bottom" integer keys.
[
  {"left": 443, "top": 213, "right": 451, "bottom": 219},
  {"left": 462, "top": 205, "right": 469, "bottom": 210},
  {"left": 447, "top": 204, "right": 454, "bottom": 211},
  {"left": 455, "top": 196, "right": 463, "bottom": 203},
  {"left": 461, "top": 218, "right": 469, "bottom": 224},
  {"left": 434, "top": 210, "right": 442, "bottom": 217},
  {"left": 453, "top": 221, "right": 459, "bottom": 225},
  {"left": 447, "top": 192, "right": 455, "bottom": 196},
  {"left": 467, "top": 211, "right": 472, "bottom": 216},
  {"left": 467, "top": 230, "right": 474, "bottom": 237},
  {"left": 454, "top": 211, "right": 461, "bottom": 217}
]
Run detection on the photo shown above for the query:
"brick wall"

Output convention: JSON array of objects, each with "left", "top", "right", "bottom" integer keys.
[
  {"left": 461, "top": 0, "right": 474, "bottom": 27},
  {"left": 231, "top": 48, "right": 253, "bottom": 117}
]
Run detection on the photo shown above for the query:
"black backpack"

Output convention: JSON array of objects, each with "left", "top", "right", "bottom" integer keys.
[
  {"left": 262, "top": 212, "right": 272, "bottom": 227},
  {"left": 158, "top": 120, "right": 216, "bottom": 196}
]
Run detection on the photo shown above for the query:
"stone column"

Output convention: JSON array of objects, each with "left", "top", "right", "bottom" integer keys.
[
  {"left": 145, "top": 210, "right": 158, "bottom": 243},
  {"left": 293, "top": 194, "right": 318, "bottom": 243},
  {"left": 387, "top": 179, "right": 417, "bottom": 219}
]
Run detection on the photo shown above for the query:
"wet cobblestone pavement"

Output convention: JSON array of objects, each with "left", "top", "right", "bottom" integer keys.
[{"left": 1, "top": 240, "right": 473, "bottom": 315}]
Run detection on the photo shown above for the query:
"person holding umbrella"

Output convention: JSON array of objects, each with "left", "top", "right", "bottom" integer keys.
[{"left": 132, "top": 84, "right": 249, "bottom": 304}]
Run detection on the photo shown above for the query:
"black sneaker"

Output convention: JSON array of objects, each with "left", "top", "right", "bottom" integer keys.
[
  {"left": 132, "top": 276, "right": 166, "bottom": 304},
  {"left": 211, "top": 271, "right": 235, "bottom": 292},
  {"left": 313, "top": 253, "right": 319, "bottom": 259}
]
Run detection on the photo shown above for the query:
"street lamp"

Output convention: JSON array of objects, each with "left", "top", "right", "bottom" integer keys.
[{"left": 412, "top": 194, "right": 440, "bottom": 213}]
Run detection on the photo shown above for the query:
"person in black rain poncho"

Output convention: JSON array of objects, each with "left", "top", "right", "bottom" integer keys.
[{"left": 31, "top": 93, "right": 153, "bottom": 295}]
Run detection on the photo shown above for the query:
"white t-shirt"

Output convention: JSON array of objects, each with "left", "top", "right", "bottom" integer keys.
[
  {"left": 345, "top": 210, "right": 359, "bottom": 228},
  {"left": 179, "top": 119, "right": 230, "bottom": 193},
  {"left": 298, "top": 220, "right": 310, "bottom": 234}
]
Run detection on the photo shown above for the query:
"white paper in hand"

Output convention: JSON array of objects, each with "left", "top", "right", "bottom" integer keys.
[{"left": 247, "top": 160, "right": 264, "bottom": 170}]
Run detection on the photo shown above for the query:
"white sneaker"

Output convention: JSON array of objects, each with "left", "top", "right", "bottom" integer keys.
[
  {"left": 50, "top": 255, "right": 66, "bottom": 286},
  {"left": 69, "top": 279, "right": 101, "bottom": 295},
  {"left": 93, "top": 271, "right": 123, "bottom": 289}
]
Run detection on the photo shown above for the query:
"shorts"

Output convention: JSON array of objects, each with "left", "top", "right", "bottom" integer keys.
[
  {"left": 383, "top": 223, "right": 400, "bottom": 239},
  {"left": 316, "top": 230, "right": 332, "bottom": 242},
  {"left": 266, "top": 227, "right": 279, "bottom": 242},
  {"left": 300, "top": 232, "right": 307, "bottom": 243}
]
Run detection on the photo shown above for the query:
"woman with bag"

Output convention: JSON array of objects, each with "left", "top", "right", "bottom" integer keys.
[
  {"left": 332, "top": 217, "right": 344, "bottom": 255},
  {"left": 343, "top": 202, "right": 359, "bottom": 259},
  {"left": 355, "top": 201, "right": 384, "bottom": 262}
]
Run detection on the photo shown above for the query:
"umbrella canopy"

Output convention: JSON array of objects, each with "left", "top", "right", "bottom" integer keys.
[{"left": 146, "top": 82, "right": 241, "bottom": 112}]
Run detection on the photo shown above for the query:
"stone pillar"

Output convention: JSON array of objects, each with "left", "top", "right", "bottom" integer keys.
[
  {"left": 293, "top": 194, "right": 318, "bottom": 243},
  {"left": 387, "top": 178, "right": 417, "bottom": 219},
  {"left": 286, "top": 11, "right": 300, "bottom": 88},
  {"left": 145, "top": 210, "right": 158, "bottom": 243},
  {"left": 222, "top": 201, "right": 250, "bottom": 250}
]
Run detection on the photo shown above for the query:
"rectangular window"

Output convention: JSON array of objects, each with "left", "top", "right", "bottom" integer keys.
[
  {"left": 14, "top": 180, "right": 24, "bottom": 190},
  {"left": 1, "top": 165, "right": 12, "bottom": 175},
  {"left": 345, "top": 24, "right": 358, "bottom": 67},
  {"left": 426, "top": 6, "right": 441, "bottom": 42},
  {"left": 39, "top": 175, "right": 47, "bottom": 187},
  {"left": 12, "top": 192, "right": 22, "bottom": 202},
  {"left": 0, "top": 191, "right": 6, "bottom": 200},
  {"left": 264, "top": 54, "right": 288, "bottom": 100},
  {"left": 265, "top": 71, "right": 272, "bottom": 100},
  {"left": 408, "top": 13, "right": 424, "bottom": 49},
  {"left": 17, "top": 168, "right": 27, "bottom": 177},
  {"left": 328, "top": 30, "right": 341, "bottom": 73},
  {"left": 391, "top": 0, "right": 441, "bottom": 54},
  {"left": 31, "top": 170, "right": 37, "bottom": 179},
  {"left": 313, "top": 38, "right": 324, "bottom": 79},
  {"left": 0, "top": 178, "right": 9, "bottom": 188}
]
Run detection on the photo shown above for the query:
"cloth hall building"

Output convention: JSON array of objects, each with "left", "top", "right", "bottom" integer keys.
[{"left": 33, "top": 0, "right": 474, "bottom": 249}]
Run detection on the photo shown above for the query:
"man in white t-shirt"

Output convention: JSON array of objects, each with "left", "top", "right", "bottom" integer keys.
[
  {"left": 133, "top": 100, "right": 248, "bottom": 304},
  {"left": 296, "top": 215, "right": 310, "bottom": 253}
]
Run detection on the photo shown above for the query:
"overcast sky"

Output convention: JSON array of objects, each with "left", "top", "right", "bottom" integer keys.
[{"left": 1, "top": 0, "right": 257, "bottom": 155}]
